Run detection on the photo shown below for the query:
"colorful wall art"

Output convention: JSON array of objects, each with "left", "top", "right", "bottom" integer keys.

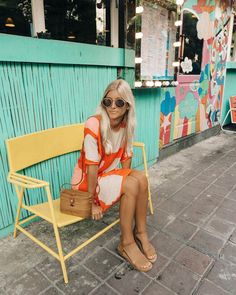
[{"left": 160, "top": 0, "right": 232, "bottom": 148}]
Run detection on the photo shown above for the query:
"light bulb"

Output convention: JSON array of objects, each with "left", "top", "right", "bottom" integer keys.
[
  {"left": 135, "top": 32, "right": 143, "bottom": 39},
  {"left": 146, "top": 81, "right": 154, "bottom": 87},
  {"left": 175, "top": 20, "right": 182, "bottom": 26},
  {"left": 135, "top": 81, "right": 142, "bottom": 87},
  {"left": 155, "top": 81, "right": 162, "bottom": 87},
  {"left": 135, "top": 57, "right": 142, "bottom": 63},
  {"left": 172, "top": 61, "right": 180, "bottom": 67},
  {"left": 176, "top": 0, "right": 184, "bottom": 5},
  {"left": 173, "top": 41, "right": 181, "bottom": 47},
  {"left": 136, "top": 6, "right": 144, "bottom": 14}
]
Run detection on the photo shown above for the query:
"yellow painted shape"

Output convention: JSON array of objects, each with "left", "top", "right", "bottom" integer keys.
[{"left": 6, "top": 123, "right": 85, "bottom": 172}]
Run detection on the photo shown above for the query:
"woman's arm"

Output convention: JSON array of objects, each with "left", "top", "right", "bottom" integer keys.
[{"left": 87, "top": 165, "right": 103, "bottom": 220}]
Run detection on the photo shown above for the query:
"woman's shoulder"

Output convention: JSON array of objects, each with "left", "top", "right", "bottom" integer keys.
[{"left": 85, "top": 115, "right": 101, "bottom": 136}]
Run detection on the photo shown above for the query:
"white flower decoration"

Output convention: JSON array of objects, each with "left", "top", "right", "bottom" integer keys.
[
  {"left": 197, "top": 12, "right": 214, "bottom": 40},
  {"left": 181, "top": 57, "right": 193, "bottom": 73}
]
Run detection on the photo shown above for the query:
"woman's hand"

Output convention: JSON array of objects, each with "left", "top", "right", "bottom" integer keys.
[{"left": 91, "top": 203, "right": 103, "bottom": 220}]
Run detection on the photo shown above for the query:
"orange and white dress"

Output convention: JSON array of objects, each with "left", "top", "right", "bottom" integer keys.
[{"left": 71, "top": 115, "right": 132, "bottom": 212}]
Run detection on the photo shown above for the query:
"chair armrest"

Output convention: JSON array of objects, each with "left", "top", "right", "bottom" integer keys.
[
  {"left": 8, "top": 172, "right": 49, "bottom": 188},
  {"left": 133, "top": 141, "right": 145, "bottom": 148}
]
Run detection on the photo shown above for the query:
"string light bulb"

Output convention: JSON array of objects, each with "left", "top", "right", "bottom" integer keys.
[
  {"left": 175, "top": 20, "right": 182, "bottom": 26},
  {"left": 173, "top": 41, "right": 181, "bottom": 47},
  {"left": 135, "top": 57, "right": 142, "bottom": 63},
  {"left": 135, "top": 81, "right": 142, "bottom": 87},
  {"left": 172, "top": 61, "right": 180, "bottom": 67},
  {"left": 155, "top": 81, "right": 162, "bottom": 87},
  {"left": 5, "top": 17, "right": 15, "bottom": 27},
  {"left": 176, "top": 0, "right": 184, "bottom": 5},
  {"left": 136, "top": 6, "right": 144, "bottom": 14},
  {"left": 135, "top": 32, "right": 143, "bottom": 39},
  {"left": 146, "top": 81, "right": 154, "bottom": 87}
]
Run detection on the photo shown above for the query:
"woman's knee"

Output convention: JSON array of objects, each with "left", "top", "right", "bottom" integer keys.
[
  {"left": 122, "top": 175, "right": 140, "bottom": 197},
  {"left": 131, "top": 171, "right": 148, "bottom": 191}
]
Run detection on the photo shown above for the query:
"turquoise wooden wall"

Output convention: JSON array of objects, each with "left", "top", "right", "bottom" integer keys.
[{"left": 0, "top": 35, "right": 160, "bottom": 237}]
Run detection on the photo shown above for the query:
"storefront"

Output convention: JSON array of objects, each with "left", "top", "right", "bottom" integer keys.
[{"left": 0, "top": 0, "right": 235, "bottom": 236}]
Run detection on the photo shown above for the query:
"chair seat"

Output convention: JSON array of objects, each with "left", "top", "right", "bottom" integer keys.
[{"left": 24, "top": 199, "right": 84, "bottom": 227}]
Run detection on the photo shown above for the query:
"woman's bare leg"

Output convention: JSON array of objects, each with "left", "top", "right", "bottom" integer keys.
[
  {"left": 129, "top": 170, "right": 157, "bottom": 262},
  {"left": 119, "top": 175, "right": 138, "bottom": 245},
  {"left": 119, "top": 175, "right": 152, "bottom": 270}
]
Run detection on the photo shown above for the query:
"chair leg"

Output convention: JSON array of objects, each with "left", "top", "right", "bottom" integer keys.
[
  {"left": 13, "top": 186, "right": 24, "bottom": 238},
  {"left": 45, "top": 186, "right": 69, "bottom": 283},
  {"left": 142, "top": 146, "right": 154, "bottom": 215},
  {"left": 53, "top": 225, "right": 69, "bottom": 284}
]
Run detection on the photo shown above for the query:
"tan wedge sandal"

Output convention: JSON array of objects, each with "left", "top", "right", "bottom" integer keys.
[
  {"left": 134, "top": 231, "right": 157, "bottom": 263},
  {"left": 117, "top": 242, "right": 153, "bottom": 272}
]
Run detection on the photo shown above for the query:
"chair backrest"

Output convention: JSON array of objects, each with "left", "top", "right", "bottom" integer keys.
[
  {"left": 6, "top": 124, "right": 84, "bottom": 172},
  {"left": 230, "top": 96, "right": 236, "bottom": 123}
]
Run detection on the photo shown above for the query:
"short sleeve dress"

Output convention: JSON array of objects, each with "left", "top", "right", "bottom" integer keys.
[{"left": 71, "top": 115, "right": 132, "bottom": 212}]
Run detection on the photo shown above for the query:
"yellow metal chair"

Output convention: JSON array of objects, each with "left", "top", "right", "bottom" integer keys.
[{"left": 5, "top": 123, "right": 154, "bottom": 284}]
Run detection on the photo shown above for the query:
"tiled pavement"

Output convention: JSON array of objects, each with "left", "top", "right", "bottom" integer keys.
[{"left": 1, "top": 132, "right": 236, "bottom": 295}]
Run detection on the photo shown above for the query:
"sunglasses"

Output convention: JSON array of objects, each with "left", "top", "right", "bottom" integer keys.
[{"left": 102, "top": 97, "right": 128, "bottom": 108}]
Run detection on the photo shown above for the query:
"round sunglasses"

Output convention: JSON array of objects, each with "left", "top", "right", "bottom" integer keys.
[{"left": 102, "top": 97, "right": 128, "bottom": 108}]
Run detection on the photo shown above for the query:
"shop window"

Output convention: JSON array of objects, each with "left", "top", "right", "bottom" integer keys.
[
  {"left": 179, "top": 10, "right": 203, "bottom": 75},
  {"left": 0, "top": 0, "right": 31, "bottom": 37},
  {"left": 134, "top": 0, "right": 179, "bottom": 85},
  {"left": 44, "top": 0, "right": 110, "bottom": 45}
]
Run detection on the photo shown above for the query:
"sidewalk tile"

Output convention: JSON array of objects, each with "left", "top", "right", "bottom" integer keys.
[
  {"left": 215, "top": 175, "right": 235, "bottom": 190},
  {"left": 40, "top": 287, "right": 64, "bottom": 295},
  {"left": 220, "top": 242, "right": 236, "bottom": 265},
  {"left": 229, "top": 229, "right": 236, "bottom": 244},
  {"left": 90, "top": 283, "right": 120, "bottom": 295},
  {"left": 107, "top": 265, "right": 151, "bottom": 295},
  {"left": 174, "top": 246, "right": 212, "bottom": 275},
  {"left": 195, "top": 279, "right": 230, "bottom": 295},
  {"left": 163, "top": 218, "right": 197, "bottom": 242},
  {"left": 193, "top": 195, "right": 222, "bottom": 214},
  {"left": 84, "top": 248, "right": 123, "bottom": 280},
  {"left": 181, "top": 205, "right": 209, "bottom": 226},
  {"left": 214, "top": 207, "right": 236, "bottom": 224},
  {"left": 203, "top": 184, "right": 230, "bottom": 198},
  {"left": 171, "top": 188, "right": 197, "bottom": 205},
  {"left": 158, "top": 199, "right": 187, "bottom": 216},
  {"left": 226, "top": 187, "right": 236, "bottom": 201},
  {"left": 147, "top": 209, "right": 174, "bottom": 230},
  {"left": 220, "top": 199, "right": 236, "bottom": 211},
  {"left": 142, "top": 282, "right": 175, "bottom": 295},
  {"left": 36, "top": 256, "right": 79, "bottom": 283},
  {"left": 55, "top": 266, "right": 100, "bottom": 295},
  {"left": 204, "top": 216, "right": 235, "bottom": 238},
  {"left": 0, "top": 236, "right": 47, "bottom": 289},
  {"left": 151, "top": 231, "right": 183, "bottom": 258},
  {"left": 207, "top": 260, "right": 236, "bottom": 292},
  {"left": 146, "top": 254, "right": 169, "bottom": 278},
  {"left": 5, "top": 268, "right": 51, "bottom": 295},
  {"left": 189, "top": 229, "right": 225, "bottom": 257},
  {"left": 157, "top": 261, "right": 199, "bottom": 295}
]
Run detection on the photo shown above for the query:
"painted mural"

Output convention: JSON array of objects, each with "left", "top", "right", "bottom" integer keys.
[{"left": 159, "top": 0, "right": 232, "bottom": 148}]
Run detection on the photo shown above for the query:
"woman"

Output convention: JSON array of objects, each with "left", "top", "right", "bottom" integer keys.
[{"left": 72, "top": 79, "right": 157, "bottom": 271}]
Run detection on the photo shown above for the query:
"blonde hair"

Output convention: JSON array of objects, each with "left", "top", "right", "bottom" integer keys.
[{"left": 96, "top": 79, "right": 136, "bottom": 155}]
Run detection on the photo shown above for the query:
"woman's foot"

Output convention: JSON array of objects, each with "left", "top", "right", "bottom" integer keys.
[
  {"left": 117, "top": 242, "right": 152, "bottom": 272},
  {"left": 134, "top": 230, "right": 157, "bottom": 263}
]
